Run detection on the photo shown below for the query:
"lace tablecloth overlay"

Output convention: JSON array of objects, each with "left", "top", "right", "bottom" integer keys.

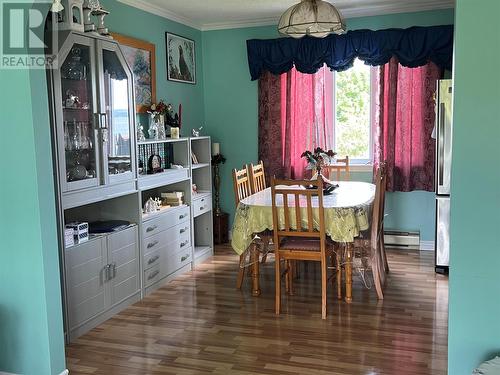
[{"left": 231, "top": 181, "right": 376, "bottom": 255}]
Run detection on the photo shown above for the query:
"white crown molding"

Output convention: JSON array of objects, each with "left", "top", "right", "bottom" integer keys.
[
  {"left": 117, "top": 0, "right": 454, "bottom": 32},
  {"left": 117, "top": 0, "right": 202, "bottom": 30},
  {"left": 201, "top": 17, "right": 279, "bottom": 31}
]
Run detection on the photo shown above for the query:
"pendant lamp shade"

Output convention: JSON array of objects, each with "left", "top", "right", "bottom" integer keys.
[{"left": 278, "top": 0, "right": 346, "bottom": 38}]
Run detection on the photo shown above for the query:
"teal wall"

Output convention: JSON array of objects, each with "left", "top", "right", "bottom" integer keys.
[
  {"left": 202, "top": 9, "right": 454, "bottom": 240},
  {"left": 0, "top": 3, "right": 65, "bottom": 374},
  {"left": 0, "top": 0, "right": 205, "bottom": 373},
  {"left": 448, "top": 0, "right": 500, "bottom": 373},
  {"left": 102, "top": 0, "right": 205, "bottom": 135}
]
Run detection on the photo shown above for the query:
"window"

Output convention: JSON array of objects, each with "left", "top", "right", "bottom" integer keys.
[{"left": 333, "top": 59, "right": 373, "bottom": 165}]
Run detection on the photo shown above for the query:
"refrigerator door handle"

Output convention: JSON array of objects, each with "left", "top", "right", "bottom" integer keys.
[{"left": 438, "top": 102, "right": 445, "bottom": 189}]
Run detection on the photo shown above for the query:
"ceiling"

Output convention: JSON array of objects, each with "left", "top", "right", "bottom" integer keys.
[{"left": 117, "top": 0, "right": 455, "bottom": 30}]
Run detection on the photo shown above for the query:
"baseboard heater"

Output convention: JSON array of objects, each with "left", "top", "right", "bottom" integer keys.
[{"left": 384, "top": 230, "right": 420, "bottom": 250}]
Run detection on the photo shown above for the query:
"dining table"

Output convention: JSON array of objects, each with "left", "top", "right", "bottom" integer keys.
[{"left": 231, "top": 180, "right": 376, "bottom": 302}]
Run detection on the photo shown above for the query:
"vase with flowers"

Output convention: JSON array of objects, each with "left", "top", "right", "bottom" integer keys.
[
  {"left": 301, "top": 147, "right": 336, "bottom": 178},
  {"left": 147, "top": 100, "right": 168, "bottom": 139}
]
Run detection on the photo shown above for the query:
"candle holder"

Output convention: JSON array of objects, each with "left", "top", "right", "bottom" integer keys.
[{"left": 211, "top": 153, "right": 226, "bottom": 216}]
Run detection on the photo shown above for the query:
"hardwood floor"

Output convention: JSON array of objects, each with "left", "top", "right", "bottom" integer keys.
[{"left": 66, "top": 245, "right": 448, "bottom": 375}]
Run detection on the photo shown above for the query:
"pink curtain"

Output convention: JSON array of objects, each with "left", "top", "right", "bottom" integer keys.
[
  {"left": 259, "top": 66, "right": 333, "bottom": 180},
  {"left": 374, "top": 57, "right": 442, "bottom": 192}
]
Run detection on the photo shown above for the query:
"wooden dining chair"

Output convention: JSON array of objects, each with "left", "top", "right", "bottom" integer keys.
[
  {"left": 379, "top": 162, "right": 389, "bottom": 274},
  {"left": 232, "top": 166, "right": 252, "bottom": 206},
  {"left": 271, "top": 176, "right": 335, "bottom": 319},
  {"left": 248, "top": 161, "right": 274, "bottom": 264},
  {"left": 232, "top": 166, "right": 254, "bottom": 290},
  {"left": 325, "top": 156, "right": 350, "bottom": 181},
  {"left": 249, "top": 161, "right": 267, "bottom": 194},
  {"left": 352, "top": 163, "right": 387, "bottom": 299}
]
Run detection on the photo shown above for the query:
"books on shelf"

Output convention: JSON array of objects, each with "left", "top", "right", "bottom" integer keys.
[
  {"left": 161, "top": 191, "right": 184, "bottom": 206},
  {"left": 191, "top": 151, "right": 199, "bottom": 164}
]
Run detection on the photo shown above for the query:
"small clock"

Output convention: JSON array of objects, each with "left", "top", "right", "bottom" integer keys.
[{"left": 147, "top": 154, "right": 163, "bottom": 174}]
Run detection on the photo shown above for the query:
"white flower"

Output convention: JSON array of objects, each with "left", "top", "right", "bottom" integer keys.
[{"left": 151, "top": 103, "right": 156, "bottom": 111}]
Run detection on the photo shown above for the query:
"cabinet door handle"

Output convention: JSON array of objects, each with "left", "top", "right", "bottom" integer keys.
[
  {"left": 104, "top": 264, "right": 111, "bottom": 281},
  {"left": 112, "top": 263, "right": 117, "bottom": 279},
  {"left": 181, "top": 254, "right": 190, "bottom": 262},
  {"left": 180, "top": 240, "right": 188, "bottom": 248},
  {"left": 199, "top": 206, "right": 204, "bottom": 211},
  {"left": 148, "top": 255, "right": 160, "bottom": 265},
  {"left": 147, "top": 240, "right": 159, "bottom": 249},
  {"left": 201, "top": 198, "right": 205, "bottom": 202},
  {"left": 179, "top": 227, "right": 188, "bottom": 234},
  {"left": 148, "top": 270, "right": 159, "bottom": 280},
  {"left": 179, "top": 214, "right": 187, "bottom": 220},
  {"left": 146, "top": 225, "right": 157, "bottom": 233}
]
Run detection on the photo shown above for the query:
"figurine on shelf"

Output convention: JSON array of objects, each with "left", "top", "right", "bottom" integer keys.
[
  {"left": 148, "top": 121, "right": 157, "bottom": 140},
  {"left": 137, "top": 123, "right": 146, "bottom": 142},
  {"left": 192, "top": 126, "right": 203, "bottom": 137},
  {"left": 152, "top": 197, "right": 162, "bottom": 210},
  {"left": 143, "top": 198, "right": 156, "bottom": 214},
  {"left": 147, "top": 100, "right": 168, "bottom": 139},
  {"left": 156, "top": 122, "right": 167, "bottom": 140},
  {"left": 92, "top": 6, "right": 110, "bottom": 37},
  {"left": 83, "top": 0, "right": 99, "bottom": 33}
]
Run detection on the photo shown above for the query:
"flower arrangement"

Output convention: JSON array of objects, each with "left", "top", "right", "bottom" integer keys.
[
  {"left": 301, "top": 147, "right": 336, "bottom": 175},
  {"left": 211, "top": 153, "right": 226, "bottom": 165},
  {"left": 148, "top": 100, "right": 168, "bottom": 122}
]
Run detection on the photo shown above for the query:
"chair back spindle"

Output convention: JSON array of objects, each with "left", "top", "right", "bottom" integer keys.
[
  {"left": 249, "top": 161, "right": 267, "bottom": 194},
  {"left": 325, "top": 156, "right": 350, "bottom": 181},
  {"left": 232, "top": 166, "right": 252, "bottom": 206}
]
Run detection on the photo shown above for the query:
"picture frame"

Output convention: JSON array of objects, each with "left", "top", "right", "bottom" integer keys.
[
  {"left": 166, "top": 32, "right": 196, "bottom": 85},
  {"left": 111, "top": 33, "right": 156, "bottom": 113}
]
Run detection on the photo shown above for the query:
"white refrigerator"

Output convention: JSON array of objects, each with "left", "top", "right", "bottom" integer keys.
[{"left": 435, "top": 79, "right": 453, "bottom": 274}]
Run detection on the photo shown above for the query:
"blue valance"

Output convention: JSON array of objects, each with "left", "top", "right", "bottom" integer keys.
[{"left": 247, "top": 25, "right": 454, "bottom": 81}]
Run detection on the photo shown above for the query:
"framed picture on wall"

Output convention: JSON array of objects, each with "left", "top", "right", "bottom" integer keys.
[
  {"left": 111, "top": 33, "right": 156, "bottom": 113},
  {"left": 166, "top": 32, "right": 196, "bottom": 85}
]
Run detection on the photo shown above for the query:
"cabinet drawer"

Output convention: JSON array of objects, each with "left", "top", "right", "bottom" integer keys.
[
  {"left": 142, "top": 222, "right": 191, "bottom": 255},
  {"left": 164, "top": 230, "right": 191, "bottom": 255},
  {"left": 142, "top": 206, "right": 190, "bottom": 238},
  {"left": 193, "top": 195, "right": 212, "bottom": 217},
  {"left": 166, "top": 246, "right": 192, "bottom": 275},
  {"left": 143, "top": 228, "right": 191, "bottom": 271},
  {"left": 143, "top": 246, "right": 162, "bottom": 271},
  {"left": 144, "top": 264, "right": 161, "bottom": 287}
]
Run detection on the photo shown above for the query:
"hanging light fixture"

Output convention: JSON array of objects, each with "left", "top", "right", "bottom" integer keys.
[{"left": 278, "top": 0, "right": 346, "bottom": 38}]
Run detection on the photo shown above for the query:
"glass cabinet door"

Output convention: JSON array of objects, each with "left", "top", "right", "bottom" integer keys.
[
  {"left": 99, "top": 44, "right": 135, "bottom": 183},
  {"left": 59, "top": 42, "right": 99, "bottom": 190}
]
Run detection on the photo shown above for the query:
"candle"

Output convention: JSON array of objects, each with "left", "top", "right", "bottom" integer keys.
[
  {"left": 212, "top": 142, "right": 220, "bottom": 156},
  {"left": 178, "top": 103, "right": 182, "bottom": 129}
]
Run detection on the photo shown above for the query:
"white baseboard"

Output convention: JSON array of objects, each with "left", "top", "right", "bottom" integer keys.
[{"left": 420, "top": 241, "right": 435, "bottom": 251}]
